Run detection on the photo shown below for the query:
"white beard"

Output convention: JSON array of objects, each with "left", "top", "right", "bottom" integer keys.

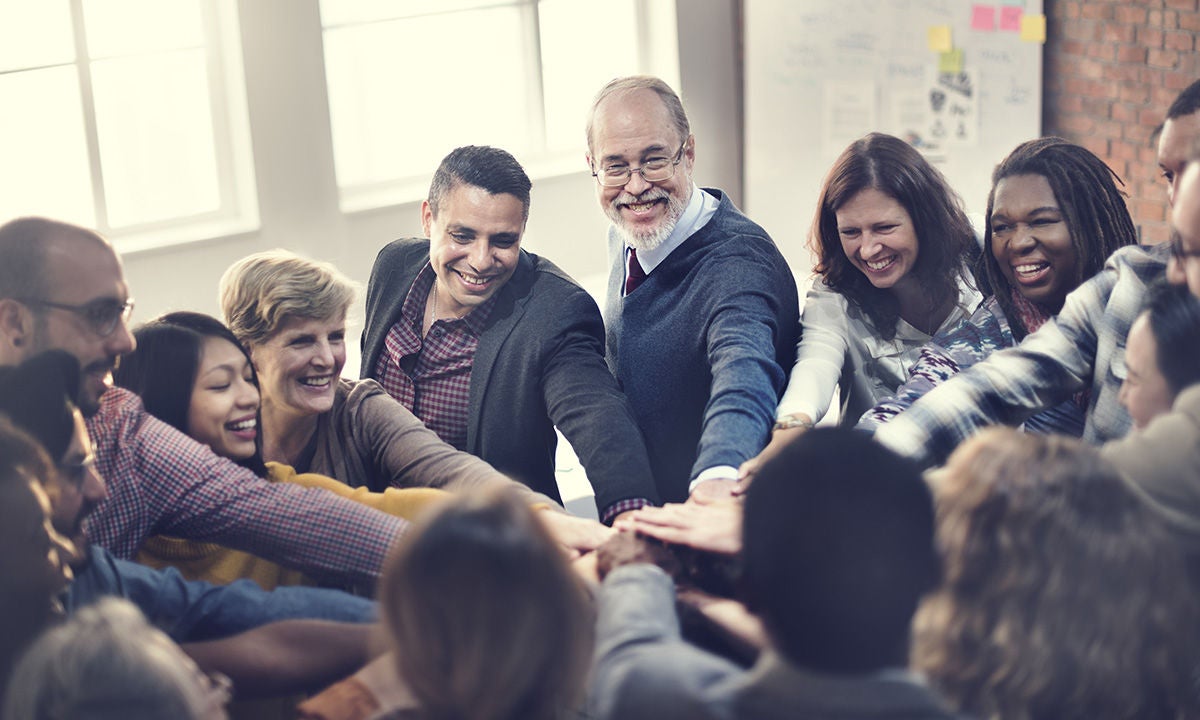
[{"left": 607, "top": 188, "right": 687, "bottom": 253}]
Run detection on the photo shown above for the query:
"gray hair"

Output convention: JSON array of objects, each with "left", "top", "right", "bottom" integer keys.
[
  {"left": 219, "top": 249, "right": 357, "bottom": 346},
  {"left": 3, "top": 598, "right": 226, "bottom": 720},
  {"left": 585, "top": 75, "right": 691, "bottom": 154}
]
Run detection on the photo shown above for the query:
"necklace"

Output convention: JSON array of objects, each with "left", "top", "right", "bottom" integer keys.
[{"left": 430, "top": 283, "right": 469, "bottom": 324}]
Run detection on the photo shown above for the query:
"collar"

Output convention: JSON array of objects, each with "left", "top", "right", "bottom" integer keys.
[
  {"left": 628, "top": 184, "right": 718, "bottom": 274},
  {"left": 405, "top": 263, "right": 495, "bottom": 335}
]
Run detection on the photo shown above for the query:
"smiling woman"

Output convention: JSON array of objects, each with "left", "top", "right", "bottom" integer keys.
[{"left": 859, "top": 137, "right": 1138, "bottom": 435}]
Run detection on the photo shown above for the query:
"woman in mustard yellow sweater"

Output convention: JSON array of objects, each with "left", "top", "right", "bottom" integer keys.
[{"left": 115, "top": 311, "right": 447, "bottom": 590}]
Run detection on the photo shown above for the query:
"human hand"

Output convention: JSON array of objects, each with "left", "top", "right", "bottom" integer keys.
[
  {"left": 622, "top": 501, "right": 743, "bottom": 555},
  {"left": 595, "top": 531, "right": 680, "bottom": 581},
  {"left": 689, "top": 478, "right": 738, "bottom": 504},
  {"left": 537, "top": 510, "right": 615, "bottom": 559},
  {"left": 738, "top": 419, "right": 810, "bottom": 483}
]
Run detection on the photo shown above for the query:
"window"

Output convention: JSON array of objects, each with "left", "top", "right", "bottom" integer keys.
[
  {"left": 0, "top": 0, "right": 257, "bottom": 252},
  {"left": 319, "top": 0, "right": 678, "bottom": 210}
]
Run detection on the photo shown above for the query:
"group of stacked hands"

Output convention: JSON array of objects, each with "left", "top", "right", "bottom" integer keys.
[{"left": 0, "top": 72, "right": 1198, "bottom": 720}]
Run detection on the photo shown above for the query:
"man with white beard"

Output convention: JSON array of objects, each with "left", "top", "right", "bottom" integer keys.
[{"left": 584, "top": 76, "right": 799, "bottom": 503}]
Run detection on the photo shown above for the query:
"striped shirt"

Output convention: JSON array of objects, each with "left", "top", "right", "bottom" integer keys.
[{"left": 874, "top": 242, "right": 1170, "bottom": 467}]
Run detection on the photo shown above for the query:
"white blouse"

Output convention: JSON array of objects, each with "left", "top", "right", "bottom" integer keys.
[{"left": 776, "top": 275, "right": 983, "bottom": 426}]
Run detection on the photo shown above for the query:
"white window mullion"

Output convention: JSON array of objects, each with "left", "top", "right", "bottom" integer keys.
[
  {"left": 68, "top": 0, "right": 109, "bottom": 233},
  {"left": 524, "top": 0, "right": 548, "bottom": 154}
]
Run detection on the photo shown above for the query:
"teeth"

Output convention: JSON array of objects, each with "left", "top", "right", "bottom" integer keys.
[
  {"left": 625, "top": 201, "right": 656, "bottom": 212},
  {"left": 457, "top": 272, "right": 490, "bottom": 286},
  {"left": 227, "top": 418, "right": 256, "bottom": 432},
  {"left": 1015, "top": 263, "right": 1047, "bottom": 276},
  {"left": 300, "top": 376, "right": 331, "bottom": 387},
  {"left": 866, "top": 256, "right": 895, "bottom": 271}
]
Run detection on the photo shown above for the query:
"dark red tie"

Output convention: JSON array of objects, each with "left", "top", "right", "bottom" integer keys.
[{"left": 625, "top": 248, "right": 646, "bottom": 295}]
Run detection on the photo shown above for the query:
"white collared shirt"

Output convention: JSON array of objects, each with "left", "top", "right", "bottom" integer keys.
[{"left": 623, "top": 183, "right": 719, "bottom": 289}]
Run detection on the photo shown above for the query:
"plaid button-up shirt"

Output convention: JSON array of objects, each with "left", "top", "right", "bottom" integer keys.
[
  {"left": 875, "top": 242, "right": 1171, "bottom": 467},
  {"left": 373, "top": 265, "right": 495, "bottom": 450},
  {"left": 85, "top": 387, "right": 406, "bottom": 587}
]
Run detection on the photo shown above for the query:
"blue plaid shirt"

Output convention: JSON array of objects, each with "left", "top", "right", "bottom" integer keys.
[{"left": 875, "top": 242, "right": 1171, "bottom": 467}]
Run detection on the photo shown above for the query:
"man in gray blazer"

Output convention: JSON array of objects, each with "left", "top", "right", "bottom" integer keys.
[
  {"left": 362, "top": 145, "right": 659, "bottom": 522},
  {"left": 590, "top": 428, "right": 959, "bottom": 720}
]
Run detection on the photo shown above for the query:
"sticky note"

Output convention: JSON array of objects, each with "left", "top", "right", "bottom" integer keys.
[
  {"left": 1000, "top": 6, "right": 1023, "bottom": 31},
  {"left": 939, "top": 49, "right": 964, "bottom": 74},
  {"left": 971, "top": 5, "right": 996, "bottom": 31},
  {"left": 1020, "top": 13, "right": 1046, "bottom": 42},
  {"left": 928, "top": 25, "right": 953, "bottom": 52}
]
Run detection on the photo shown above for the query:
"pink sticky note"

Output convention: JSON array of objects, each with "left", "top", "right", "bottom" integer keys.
[
  {"left": 999, "top": 6, "right": 1023, "bottom": 31},
  {"left": 971, "top": 4, "right": 996, "bottom": 31}
]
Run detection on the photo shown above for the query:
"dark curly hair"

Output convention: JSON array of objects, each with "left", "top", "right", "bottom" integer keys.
[
  {"left": 811, "top": 133, "right": 973, "bottom": 340},
  {"left": 982, "top": 137, "right": 1137, "bottom": 339},
  {"left": 913, "top": 429, "right": 1200, "bottom": 720}
]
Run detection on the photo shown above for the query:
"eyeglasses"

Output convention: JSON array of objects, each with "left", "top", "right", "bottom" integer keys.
[
  {"left": 592, "top": 142, "right": 687, "bottom": 188},
  {"left": 19, "top": 297, "right": 134, "bottom": 337},
  {"left": 57, "top": 454, "right": 97, "bottom": 491},
  {"left": 1169, "top": 233, "right": 1200, "bottom": 262}
]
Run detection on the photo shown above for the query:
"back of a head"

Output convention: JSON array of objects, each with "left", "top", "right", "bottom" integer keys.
[
  {"left": 0, "top": 350, "right": 81, "bottom": 461},
  {"left": 914, "top": 429, "right": 1198, "bottom": 720},
  {"left": 3, "top": 598, "right": 227, "bottom": 720},
  {"left": 742, "top": 427, "right": 938, "bottom": 674},
  {"left": 219, "top": 249, "right": 356, "bottom": 346},
  {"left": 0, "top": 217, "right": 102, "bottom": 301},
  {"left": 428, "top": 146, "right": 532, "bottom": 221},
  {"left": 380, "top": 488, "right": 593, "bottom": 720}
]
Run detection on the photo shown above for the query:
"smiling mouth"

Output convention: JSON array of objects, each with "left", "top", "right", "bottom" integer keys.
[
  {"left": 225, "top": 417, "right": 257, "bottom": 433},
  {"left": 1013, "top": 262, "right": 1050, "bottom": 282},
  {"left": 299, "top": 375, "right": 333, "bottom": 389},
  {"left": 864, "top": 255, "right": 897, "bottom": 272},
  {"left": 453, "top": 269, "right": 497, "bottom": 287}
]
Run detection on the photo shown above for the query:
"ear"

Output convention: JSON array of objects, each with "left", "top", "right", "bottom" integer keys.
[
  {"left": 421, "top": 200, "right": 434, "bottom": 238},
  {"left": 0, "top": 298, "right": 36, "bottom": 362},
  {"left": 682, "top": 134, "right": 696, "bottom": 170}
]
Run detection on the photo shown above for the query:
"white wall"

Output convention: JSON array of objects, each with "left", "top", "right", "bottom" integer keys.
[{"left": 121, "top": 0, "right": 745, "bottom": 356}]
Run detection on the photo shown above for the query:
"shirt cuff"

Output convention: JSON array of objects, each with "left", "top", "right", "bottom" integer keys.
[
  {"left": 600, "top": 497, "right": 654, "bottom": 525},
  {"left": 688, "top": 466, "right": 739, "bottom": 494}
]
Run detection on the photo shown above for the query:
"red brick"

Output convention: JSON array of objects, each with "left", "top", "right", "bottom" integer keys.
[
  {"left": 1081, "top": 136, "right": 1110, "bottom": 158},
  {"left": 1124, "top": 122, "right": 1154, "bottom": 144},
  {"left": 1137, "top": 25, "right": 1165, "bottom": 47},
  {"left": 1115, "top": 5, "right": 1148, "bottom": 23},
  {"left": 1165, "top": 0, "right": 1198, "bottom": 11},
  {"left": 1081, "top": 3, "right": 1114, "bottom": 20},
  {"left": 1110, "top": 141, "right": 1138, "bottom": 162},
  {"left": 1134, "top": 200, "right": 1167, "bottom": 223},
  {"left": 1082, "top": 96, "right": 1111, "bottom": 117},
  {"left": 1166, "top": 30, "right": 1195, "bottom": 51},
  {"left": 1118, "top": 83, "right": 1151, "bottom": 104},
  {"left": 1140, "top": 66, "right": 1166, "bottom": 86},
  {"left": 1060, "top": 114, "right": 1097, "bottom": 135},
  {"left": 1166, "top": 73, "right": 1195, "bottom": 90},
  {"left": 1079, "top": 57, "right": 1109, "bottom": 77},
  {"left": 1101, "top": 22, "right": 1136, "bottom": 43},
  {"left": 1058, "top": 94, "right": 1085, "bottom": 114},
  {"left": 1061, "top": 19, "right": 1100, "bottom": 42},
  {"left": 1058, "top": 0, "right": 1082, "bottom": 19},
  {"left": 1152, "top": 85, "right": 1181, "bottom": 109},
  {"left": 1139, "top": 147, "right": 1160, "bottom": 165},
  {"left": 1111, "top": 103, "right": 1137, "bottom": 123},
  {"left": 1140, "top": 224, "right": 1172, "bottom": 245},
  {"left": 1103, "top": 64, "right": 1142, "bottom": 83},
  {"left": 1139, "top": 107, "right": 1164, "bottom": 126},
  {"left": 1148, "top": 49, "right": 1179, "bottom": 68},
  {"left": 1061, "top": 39, "right": 1086, "bottom": 55},
  {"left": 1181, "top": 11, "right": 1200, "bottom": 31},
  {"left": 1117, "top": 45, "right": 1149, "bottom": 63}
]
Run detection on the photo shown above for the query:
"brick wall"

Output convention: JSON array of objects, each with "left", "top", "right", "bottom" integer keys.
[{"left": 1044, "top": 0, "right": 1200, "bottom": 244}]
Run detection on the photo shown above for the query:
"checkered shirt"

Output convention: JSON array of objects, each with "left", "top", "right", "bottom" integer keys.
[
  {"left": 373, "top": 265, "right": 495, "bottom": 450},
  {"left": 875, "top": 242, "right": 1171, "bottom": 467},
  {"left": 85, "top": 387, "right": 406, "bottom": 587}
]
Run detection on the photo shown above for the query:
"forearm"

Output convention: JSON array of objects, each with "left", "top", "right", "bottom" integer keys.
[{"left": 184, "top": 620, "right": 373, "bottom": 699}]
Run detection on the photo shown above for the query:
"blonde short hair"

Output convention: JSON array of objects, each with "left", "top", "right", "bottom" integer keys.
[{"left": 219, "top": 249, "right": 356, "bottom": 345}]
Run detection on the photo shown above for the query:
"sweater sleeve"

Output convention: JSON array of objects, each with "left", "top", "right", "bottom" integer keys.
[{"left": 776, "top": 282, "right": 849, "bottom": 423}]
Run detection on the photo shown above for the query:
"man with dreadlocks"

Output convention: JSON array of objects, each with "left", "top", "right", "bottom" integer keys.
[
  {"left": 874, "top": 80, "right": 1200, "bottom": 467},
  {"left": 858, "top": 137, "right": 1138, "bottom": 437}
]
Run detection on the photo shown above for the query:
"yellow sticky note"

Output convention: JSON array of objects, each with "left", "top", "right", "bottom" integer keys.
[
  {"left": 939, "top": 49, "right": 964, "bottom": 74},
  {"left": 928, "top": 25, "right": 953, "bottom": 52},
  {"left": 1020, "top": 13, "right": 1046, "bottom": 43}
]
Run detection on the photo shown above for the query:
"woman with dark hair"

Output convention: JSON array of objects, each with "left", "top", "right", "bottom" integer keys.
[
  {"left": 860, "top": 137, "right": 1138, "bottom": 434},
  {"left": 762, "top": 133, "right": 981, "bottom": 454},
  {"left": 1118, "top": 281, "right": 1200, "bottom": 429},
  {"left": 298, "top": 487, "right": 594, "bottom": 720},
  {"left": 114, "top": 311, "right": 447, "bottom": 588},
  {"left": 913, "top": 429, "right": 1200, "bottom": 719}
]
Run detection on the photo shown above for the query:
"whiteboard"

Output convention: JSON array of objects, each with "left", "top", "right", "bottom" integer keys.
[{"left": 744, "top": 0, "right": 1043, "bottom": 278}]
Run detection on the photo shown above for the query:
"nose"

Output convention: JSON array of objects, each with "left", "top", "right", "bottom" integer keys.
[
  {"left": 1117, "top": 375, "right": 1131, "bottom": 410},
  {"left": 1169, "top": 178, "right": 1180, "bottom": 208},
  {"left": 467, "top": 240, "right": 493, "bottom": 271},
  {"left": 107, "top": 317, "right": 137, "bottom": 356},
  {"left": 312, "top": 338, "right": 335, "bottom": 369},
  {"left": 83, "top": 462, "right": 109, "bottom": 504},
  {"left": 236, "top": 377, "right": 260, "bottom": 410},
  {"left": 623, "top": 168, "right": 652, "bottom": 195},
  {"left": 1167, "top": 254, "right": 1187, "bottom": 286},
  {"left": 858, "top": 231, "right": 884, "bottom": 259},
  {"left": 1010, "top": 223, "right": 1038, "bottom": 252}
]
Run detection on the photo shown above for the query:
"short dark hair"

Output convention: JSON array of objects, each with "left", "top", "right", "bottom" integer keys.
[
  {"left": 0, "top": 350, "right": 80, "bottom": 462},
  {"left": 812, "top": 133, "right": 974, "bottom": 340},
  {"left": 427, "top": 146, "right": 532, "bottom": 222},
  {"left": 1167, "top": 79, "right": 1200, "bottom": 120},
  {"left": 1142, "top": 281, "right": 1200, "bottom": 396},
  {"left": 742, "top": 427, "right": 938, "bottom": 673},
  {"left": 982, "top": 137, "right": 1138, "bottom": 337},
  {"left": 115, "top": 312, "right": 267, "bottom": 477}
]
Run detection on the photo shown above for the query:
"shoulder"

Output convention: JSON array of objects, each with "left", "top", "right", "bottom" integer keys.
[{"left": 374, "top": 238, "right": 430, "bottom": 266}]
